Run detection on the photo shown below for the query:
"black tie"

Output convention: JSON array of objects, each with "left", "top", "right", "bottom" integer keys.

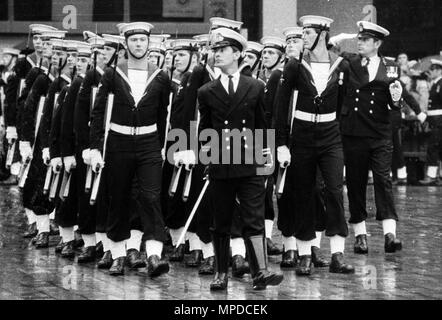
[{"left": 228, "top": 75, "right": 235, "bottom": 99}]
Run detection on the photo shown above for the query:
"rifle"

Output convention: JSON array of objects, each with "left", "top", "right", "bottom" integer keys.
[
  {"left": 90, "top": 43, "right": 120, "bottom": 205},
  {"left": 19, "top": 64, "right": 52, "bottom": 188},
  {"left": 5, "top": 139, "right": 16, "bottom": 169}
]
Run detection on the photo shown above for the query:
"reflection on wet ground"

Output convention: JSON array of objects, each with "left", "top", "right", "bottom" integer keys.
[{"left": 0, "top": 184, "right": 441, "bottom": 300}]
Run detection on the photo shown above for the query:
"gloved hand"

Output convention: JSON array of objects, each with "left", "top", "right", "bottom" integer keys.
[
  {"left": 6, "top": 126, "right": 18, "bottom": 143},
  {"left": 389, "top": 80, "right": 403, "bottom": 102},
  {"left": 63, "top": 156, "right": 77, "bottom": 172},
  {"left": 277, "top": 146, "right": 291, "bottom": 168},
  {"left": 90, "top": 149, "right": 104, "bottom": 173},
  {"left": 329, "top": 33, "right": 358, "bottom": 47},
  {"left": 42, "top": 148, "right": 50, "bottom": 165},
  {"left": 82, "top": 148, "right": 91, "bottom": 165},
  {"left": 50, "top": 157, "right": 63, "bottom": 174},
  {"left": 417, "top": 112, "right": 427, "bottom": 124},
  {"left": 173, "top": 151, "right": 186, "bottom": 168},
  {"left": 19, "top": 141, "right": 32, "bottom": 161},
  {"left": 182, "top": 150, "right": 196, "bottom": 170}
]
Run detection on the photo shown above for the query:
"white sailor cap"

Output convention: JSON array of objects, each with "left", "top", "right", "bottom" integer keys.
[
  {"left": 283, "top": 27, "right": 304, "bottom": 41},
  {"left": 39, "top": 30, "right": 67, "bottom": 41},
  {"left": 29, "top": 24, "right": 57, "bottom": 35},
  {"left": 165, "top": 39, "right": 174, "bottom": 51},
  {"left": 210, "top": 27, "right": 247, "bottom": 52},
  {"left": 102, "top": 34, "right": 125, "bottom": 49},
  {"left": 83, "top": 31, "right": 105, "bottom": 48},
  {"left": 76, "top": 42, "right": 92, "bottom": 57},
  {"left": 1, "top": 48, "right": 20, "bottom": 56},
  {"left": 171, "top": 39, "right": 199, "bottom": 52},
  {"left": 193, "top": 34, "right": 210, "bottom": 46},
  {"left": 246, "top": 41, "right": 263, "bottom": 56},
  {"left": 260, "top": 36, "right": 286, "bottom": 52},
  {"left": 430, "top": 59, "right": 442, "bottom": 68},
  {"left": 357, "top": 21, "right": 390, "bottom": 39},
  {"left": 209, "top": 17, "right": 243, "bottom": 32},
  {"left": 148, "top": 40, "right": 166, "bottom": 54},
  {"left": 120, "top": 22, "right": 154, "bottom": 38},
  {"left": 299, "top": 15, "right": 333, "bottom": 31},
  {"left": 51, "top": 39, "right": 69, "bottom": 51},
  {"left": 66, "top": 40, "right": 83, "bottom": 52}
]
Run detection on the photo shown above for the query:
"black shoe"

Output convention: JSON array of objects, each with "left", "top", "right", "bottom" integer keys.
[
  {"left": 35, "top": 232, "right": 50, "bottom": 249},
  {"left": 280, "top": 250, "right": 298, "bottom": 269},
  {"left": 97, "top": 250, "right": 113, "bottom": 269},
  {"left": 231, "top": 255, "right": 250, "bottom": 278},
  {"left": 95, "top": 241, "right": 104, "bottom": 259},
  {"left": 311, "top": 246, "right": 330, "bottom": 267},
  {"left": 147, "top": 255, "right": 169, "bottom": 278},
  {"left": 354, "top": 234, "right": 368, "bottom": 254},
  {"left": 185, "top": 250, "right": 203, "bottom": 267},
  {"left": 23, "top": 222, "right": 38, "bottom": 238},
  {"left": 55, "top": 238, "right": 64, "bottom": 253},
  {"left": 126, "top": 249, "right": 146, "bottom": 269},
  {"left": 109, "top": 257, "right": 125, "bottom": 276},
  {"left": 61, "top": 241, "right": 75, "bottom": 258},
  {"left": 245, "top": 235, "right": 284, "bottom": 290},
  {"left": 419, "top": 177, "right": 437, "bottom": 186},
  {"left": 385, "top": 233, "right": 402, "bottom": 253},
  {"left": 329, "top": 253, "right": 355, "bottom": 274},
  {"left": 199, "top": 256, "right": 215, "bottom": 275},
  {"left": 49, "top": 220, "right": 59, "bottom": 236},
  {"left": 73, "top": 231, "right": 84, "bottom": 249},
  {"left": 266, "top": 238, "right": 283, "bottom": 256},
  {"left": 78, "top": 246, "right": 96, "bottom": 263},
  {"left": 295, "top": 255, "right": 313, "bottom": 276},
  {"left": 396, "top": 178, "right": 407, "bottom": 186},
  {"left": 210, "top": 273, "right": 228, "bottom": 291},
  {"left": 169, "top": 244, "right": 185, "bottom": 262}
]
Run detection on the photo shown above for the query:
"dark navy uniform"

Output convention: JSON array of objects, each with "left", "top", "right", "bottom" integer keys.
[
  {"left": 340, "top": 53, "right": 402, "bottom": 224},
  {"left": 425, "top": 77, "right": 442, "bottom": 168},
  {"left": 90, "top": 60, "right": 169, "bottom": 242},
  {"left": 275, "top": 51, "right": 349, "bottom": 242}
]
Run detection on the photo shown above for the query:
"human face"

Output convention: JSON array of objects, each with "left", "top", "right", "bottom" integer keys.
[
  {"left": 103, "top": 46, "right": 116, "bottom": 65},
  {"left": 33, "top": 34, "right": 43, "bottom": 53},
  {"left": 66, "top": 52, "right": 78, "bottom": 71},
  {"left": 244, "top": 52, "right": 258, "bottom": 69},
  {"left": 174, "top": 50, "right": 191, "bottom": 73},
  {"left": 262, "top": 48, "right": 281, "bottom": 69},
  {"left": 213, "top": 46, "right": 239, "bottom": 71},
  {"left": 93, "top": 49, "right": 105, "bottom": 68},
  {"left": 429, "top": 66, "right": 442, "bottom": 80},
  {"left": 51, "top": 50, "right": 67, "bottom": 69},
  {"left": 127, "top": 34, "right": 149, "bottom": 59},
  {"left": 302, "top": 28, "right": 319, "bottom": 51},
  {"left": 76, "top": 56, "right": 90, "bottom": 75},
  {"left": 164, "top": 50, "right": 173, "bottom": 69},
  {"left": 1, "top": 53, "right": 13, "bottom": 67},
  {"left": 397, "top": 53, "right": 408, "bottom": 66},
  {"left": 42, "top": 40, "right": 53, "bottom": 58},
  {"left": 286, "top": 38, "right": 304, "bottom": 59},
  {"left": 148, "top": 51, "right": 164, "bottom": 67},
  {"left": 357, "top": 36, "right": 381, "bottom": 57}
]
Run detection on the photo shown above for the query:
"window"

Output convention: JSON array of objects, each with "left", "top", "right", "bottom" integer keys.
[
  {"left": 14, "top": 0, "right": 52, "bottom": 21},
  {"left": 0, "top": 0, "right": 8, "bottom": 21},
  {"left": 130, "top": 0, "right": 204, "bottom": 22},
  {"left": 93, "top": 0, "right": 124, "bottom": 22}
]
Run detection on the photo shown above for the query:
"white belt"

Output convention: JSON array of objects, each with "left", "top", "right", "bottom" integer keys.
[
  {"left": 294, "top": 110, "right": 336, "bottom": 123},
  {"left": 110, "top": 123, "right": 157, "bottom": 135},
  {"left": 427, "top": 110, "right": 442, "bottom": 117}
]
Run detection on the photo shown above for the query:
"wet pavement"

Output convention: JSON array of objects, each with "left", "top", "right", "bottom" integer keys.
[{"left": 0, "top": 184, "right": 441, "bottom": 300}]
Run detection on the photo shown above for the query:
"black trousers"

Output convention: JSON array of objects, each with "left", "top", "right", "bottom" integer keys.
[
  {"left": 264, "top": 175, "right": 275, "bottom": 221},
  {"left": 24, "top": 139, "right": 54, "bottom": 216},
  {"left": 343, "top": 136, "right": 398, "bottom": 223},
  {"left": 392, "top": 127, "right": 406, "bottom": 173},
  {"left": 210, "top": 175, "right": 266, "bottom": 238},
  {"left": 75, "top": 149, "right": 96, "bottom": 235},
  {"left": 426, "top": 123, "right": 442, "bottom": 166},
  {"left": 284, "top": 143, "right": 347, "bottom": 241},
  {"left": 277, "top": 168, "right": 327, "bottom": 238},
  {"left": 105, "top": 133, "right": 164, "bottom": 243},
  {"left": 56, "top": 167, "right": 78, "bottom": 228}
]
